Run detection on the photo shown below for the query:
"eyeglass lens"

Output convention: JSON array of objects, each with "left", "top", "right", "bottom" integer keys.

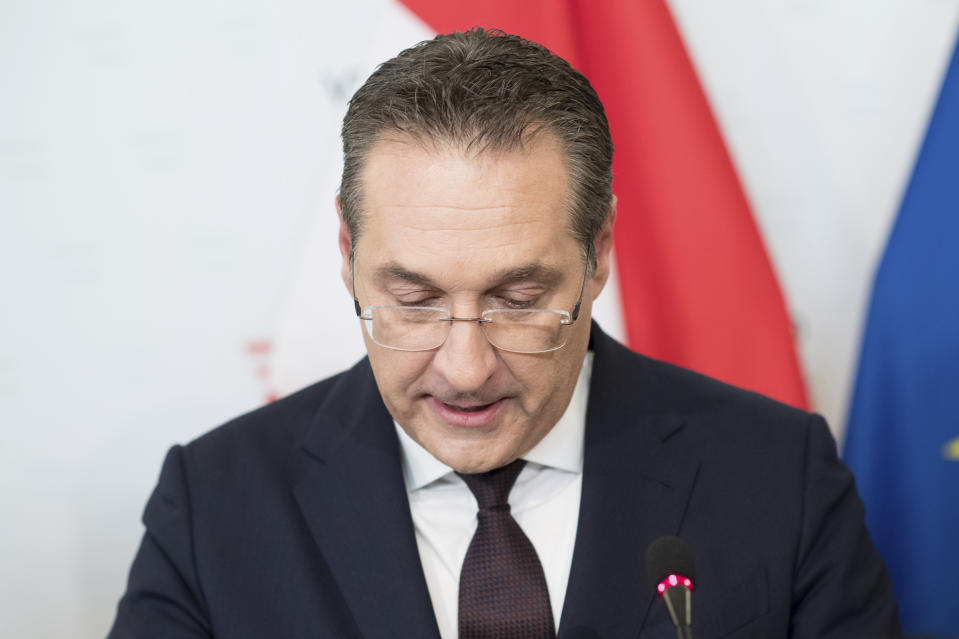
[{"left": 363, "top": 307, "right": 570, "bottom": 353}]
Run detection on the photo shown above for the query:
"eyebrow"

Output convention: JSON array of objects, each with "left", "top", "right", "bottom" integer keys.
[{"left": 373, "top": 261, "right": 566, "bottom": 289}]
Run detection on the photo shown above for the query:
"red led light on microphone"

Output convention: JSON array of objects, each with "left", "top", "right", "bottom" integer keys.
[{"left": 656, "top": 573, "right": 694, "bottom": 596}]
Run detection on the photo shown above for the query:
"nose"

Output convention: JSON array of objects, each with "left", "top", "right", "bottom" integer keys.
[{"left": 431, "top": 318, "right": 499, "bottom": 393}]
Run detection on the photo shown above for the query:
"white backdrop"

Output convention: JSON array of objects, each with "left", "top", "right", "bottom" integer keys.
[{"left": 1, "top": 1, "right": 957, "bottom": 636}]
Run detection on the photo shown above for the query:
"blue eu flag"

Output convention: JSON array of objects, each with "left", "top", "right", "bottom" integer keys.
[{"left": 844, "top": 35, "right": 959, "bottom": 638}]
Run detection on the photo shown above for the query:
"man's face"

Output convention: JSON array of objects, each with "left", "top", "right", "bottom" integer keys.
[{"left": 339, "top": 133, "right": 611, "bottom": 473}]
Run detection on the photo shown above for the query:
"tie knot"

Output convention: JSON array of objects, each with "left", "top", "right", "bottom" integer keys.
[{"left": 456, "top": 459, "right": 526, "bottom": 511}]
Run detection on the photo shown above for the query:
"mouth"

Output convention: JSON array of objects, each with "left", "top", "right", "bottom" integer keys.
[
  {"left": 427, "top": 397, "right": 506, "bottom": 428},
  {"left": 452, "top": 403, "right": 492, "bottom": 412}
]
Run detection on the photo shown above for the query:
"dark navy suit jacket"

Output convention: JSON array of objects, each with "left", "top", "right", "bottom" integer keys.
[{"left": 109, "top": 324, "right": 902, "bottom": 638}]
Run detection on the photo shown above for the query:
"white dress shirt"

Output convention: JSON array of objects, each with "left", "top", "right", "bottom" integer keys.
[{"left": 395, "top": 352, "right": 593, "bottom": 639}]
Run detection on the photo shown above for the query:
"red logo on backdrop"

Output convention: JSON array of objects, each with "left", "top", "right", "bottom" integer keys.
[{"left": 246, "top": 339, "right": 279, "bottom": 403}]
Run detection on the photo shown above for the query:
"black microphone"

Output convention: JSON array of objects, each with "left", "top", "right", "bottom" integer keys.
[{"left": 645, "top": 535, "right": 695, "bottom": 639}]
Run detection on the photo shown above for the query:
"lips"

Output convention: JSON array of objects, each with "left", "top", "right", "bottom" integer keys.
[
  {"left": 452, "top": 403, "right": 492, "bottom": 412},
  {"left": 428, "top": 397, "right": 505, "bottom": 427}
]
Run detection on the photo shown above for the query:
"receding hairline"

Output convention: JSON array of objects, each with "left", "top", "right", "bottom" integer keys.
[
  {"left": 355, "top": 122, "right": 568, "bottom": 184},
  {"left": 347, "top": 126, "right": 576, "bottom": 232}
]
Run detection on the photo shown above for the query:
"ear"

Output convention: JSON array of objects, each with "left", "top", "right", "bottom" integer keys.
[
  {"left": 336, "top": 195, "right": 354, "bottom": 297},
  {"left": 589, "top": 196, "right": 617, "bottom": 300}
]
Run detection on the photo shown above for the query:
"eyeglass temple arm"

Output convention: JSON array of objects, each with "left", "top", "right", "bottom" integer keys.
[
  {"left": 352, "top": 268, "right": 362, "bottom": 317},
  {"left": 570, "top": 244, "right": 593, "bottom": 323}
]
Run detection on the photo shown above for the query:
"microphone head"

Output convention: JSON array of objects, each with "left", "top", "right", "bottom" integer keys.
[{"left": 645, "top": 535, "right": 696, "bottom": 593}]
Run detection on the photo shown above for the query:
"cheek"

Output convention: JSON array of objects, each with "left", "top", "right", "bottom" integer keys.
[
  {"left": 369, "top": 350, "right": 432, "bottom": 401},
  {"left": 507, "top": 355, "right": 568, "bottom": 407},
  {"left": 506, "top": 330, "right": 587, "bottom": 416}
]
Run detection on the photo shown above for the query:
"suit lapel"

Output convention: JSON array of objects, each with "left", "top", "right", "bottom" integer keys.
[
  {"left": 559, "top": 325, "right": 702, "bottom": 639},
  {"left": 293, "top": 360, "right": 440, "bottom": 639}
]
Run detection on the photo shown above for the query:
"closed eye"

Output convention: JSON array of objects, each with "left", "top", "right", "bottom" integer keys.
[
  {"left": 390, "top": 288, "right": 444, "bottom": 307},
  {"left": 397, "top": 297, "right": 443, "bottom": 307},
  {"left": 489, "top": 293, "right": 542, "bottom": 310}
]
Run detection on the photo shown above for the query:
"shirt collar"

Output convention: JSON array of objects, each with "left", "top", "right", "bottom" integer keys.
[{"left": 395, "top": 351, "right": 593, "bottom": 491}]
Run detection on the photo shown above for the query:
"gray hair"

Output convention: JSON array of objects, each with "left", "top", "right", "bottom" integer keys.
[{"left": 339, "top": 27, "right": 613, "bottom": 272}]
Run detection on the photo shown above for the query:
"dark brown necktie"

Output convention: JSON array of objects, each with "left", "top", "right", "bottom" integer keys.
[{"left": 456, "top": 459, "right": 555, "bottom": 639}]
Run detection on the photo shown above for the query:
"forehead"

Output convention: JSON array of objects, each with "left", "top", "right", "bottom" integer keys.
[{"left": 357, "top": 134, "right": 579, "bottom": 278}]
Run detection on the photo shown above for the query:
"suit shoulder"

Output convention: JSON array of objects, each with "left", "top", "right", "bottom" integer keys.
[
  {"left": 594, "top": 332, "right": 819, "bottom": 446},
  {"left": 649, "top": 354, "right": 810, "bottom": 424},
  {"left": 179, "top": 360, "right": 364, "bottom": 471}
]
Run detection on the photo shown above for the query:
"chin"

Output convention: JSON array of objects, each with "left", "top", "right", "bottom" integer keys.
[
  {"left": 447, "top": 456, "right": 511, "bottom": 474},
  {"left": 434, "top": 439, "right": 517, "bottom": 474}
]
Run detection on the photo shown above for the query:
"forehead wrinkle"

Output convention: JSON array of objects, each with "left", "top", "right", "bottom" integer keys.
[
  {"left": 382, "top": 209, "right": 550, "bottom": 234},
  {"left": 382, "top": 215, "right": 560, "bottom": 257},
  {"left": 381, "top": 203, "right": 513, "bottom": 213}
]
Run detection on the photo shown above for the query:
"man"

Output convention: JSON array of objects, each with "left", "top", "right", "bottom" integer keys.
[{"left": 110, "top": 28, "right": 903, "bottom": 638}]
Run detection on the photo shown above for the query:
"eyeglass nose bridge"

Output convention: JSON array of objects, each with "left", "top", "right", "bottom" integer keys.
[
  {"left": 439, "top": 316, "right": 493, "bottom": 325},
  {"left": 436, "top": 315, "right": 495, "bottom": 352}
]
